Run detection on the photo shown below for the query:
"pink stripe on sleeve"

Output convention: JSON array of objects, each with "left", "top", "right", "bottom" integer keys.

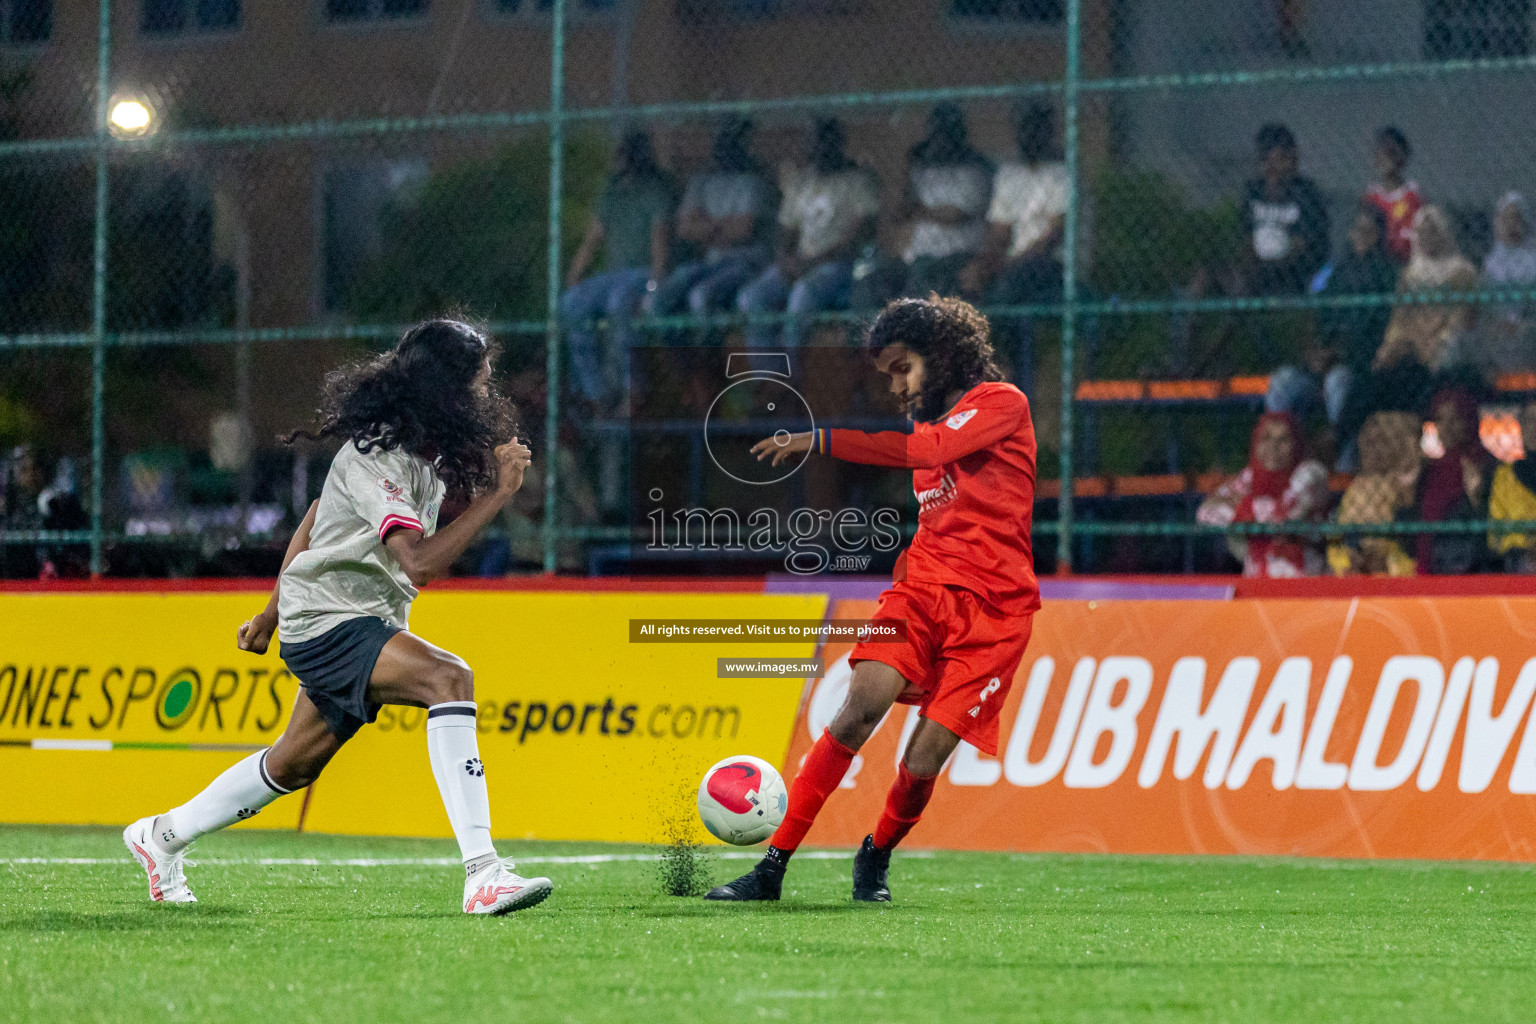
[{"left": 378, "top": 513, "right": 424, "bottom": 541}]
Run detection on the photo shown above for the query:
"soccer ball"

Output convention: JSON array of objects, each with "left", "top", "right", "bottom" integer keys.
[{"left": 697, "top": 755, "right": 788, "bottom": 846}]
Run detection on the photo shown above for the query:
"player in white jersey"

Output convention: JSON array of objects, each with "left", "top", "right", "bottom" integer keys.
[{"left": 123, "top": 319, "right": 553, "bottom": 916}]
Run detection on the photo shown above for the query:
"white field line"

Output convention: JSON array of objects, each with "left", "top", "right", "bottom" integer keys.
[
  {"left": 30, "top": 739, "right": 113, "bottom": 751},
  {"left": 1, "top": 850, "right": 935, "bottom": 867}
]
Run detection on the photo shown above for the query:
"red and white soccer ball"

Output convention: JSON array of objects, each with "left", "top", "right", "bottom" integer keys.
[{"left": 697, "top": 755, "right": 788, "bottom": 846}]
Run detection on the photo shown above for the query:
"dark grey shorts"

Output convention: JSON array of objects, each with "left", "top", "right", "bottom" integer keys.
[{"left": 280, "top": 616, "right": 402, "bottom": 742}]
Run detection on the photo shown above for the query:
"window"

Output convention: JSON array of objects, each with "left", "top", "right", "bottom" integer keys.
[
  {"left": 950, "top": 0, "right": 1063, "bottom": 22},
  {"left": 325, "top": 0, "right": 428, "bottom": 22},
  {"left": 142, "top": 0, "right": 239, "bottom": 35},
  {"left": 1424, "top": 0, "right": 1530, "bottom": 58},
  {"left": 674, "top": 0, "right": 866, "bottom": 22},
  {"left": 321, "top": 159, "right": 428, "bottom": 311},
  {"left": 3, "top": 0, "right": 51, "bottom": 43},
  {"left": 494, "top": 0, "right": 614, "bottom": 12}
]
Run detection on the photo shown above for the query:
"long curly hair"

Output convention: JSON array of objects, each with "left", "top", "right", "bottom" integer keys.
[
  {"left": 866, "top": 296, "right": 1003, "bottom": 422},
  {"left": 286, "top": 318, "right": 518, "bottom": 497}
]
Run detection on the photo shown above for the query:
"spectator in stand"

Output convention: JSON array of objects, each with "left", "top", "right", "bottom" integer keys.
[
  {"left": 1480, "top": 192, "right": 1536, "bottom": 372},
  {"left": 1328, "top": 410, "right": 1422, "bottom": 577},
  {"left": 1196, "top": 412, "right": 1330, "bottom": 577},
  {"left": 958, "top": 102, "right": 1066, "bottom": 395},
  {"left": 848, "top": 105, "right": 992, "bottom": 311},
  {"left": 562, "top": 130, "right": 675, "bottom": 412},
  {"left": 1240, "top": 123, "right": 1331, "bottom": 297},
  {"left": 1177, "top": 123, "right": 1328, "bottom": 371},
  {"left": 1, "top": 444, "right": 44, "bottom": 534},
  {"left": 0, "top": 444, "right": 72, "bottom": 579},
  {"left": 1414, "top": 385, "right": 1492, "bottom": 575},
  {"left": 1489, "top": 401, "right": 1536, "bottom": 573},
  {"left": 1373, "top": 205, "right": 1478, "bottom": 381},
  {"left": 1362, "top": 127, "right": 1423, "bottom": 267},
  {"left": 737, "top": 117, "right": 879, "bottom": 348},
  {"left": 896, "top": 103, "right": 993, "bottom": 298},
  {"left": 647, "top": 117, "right": 776, "bottom": 337},
  {"left": 38, "top": 455, "right": 86, "bottom": 577},
  {"left": 1266, "top": 205, "right": 1399, "bottom": 467},
  {"left": 960, "top": 103, "right": 1066, "bottom": 303}
]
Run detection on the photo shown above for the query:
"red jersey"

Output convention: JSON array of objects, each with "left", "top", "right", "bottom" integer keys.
[
  {"left": 1363, "top": 181, "right": 1423, "bottom": 265},
  {"left": 814, "top": 380, "right": 1039, "bottom": 614}
]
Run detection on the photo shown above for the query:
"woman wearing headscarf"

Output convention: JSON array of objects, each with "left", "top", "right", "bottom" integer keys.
[
  {"left": 1197, "top": 412, "right": 1330, "bottom": 577},
  {"left": 1329, "top": 410, "right": 1422, "bottom": 576},
  {"left": 1374, "top": 205, "right": 1477, "bottom": 376},
  {"left": 1488, "top": 401, "right": 1536, "bottom": 573},
  {"left": 1480, "top": 192, "right": 1536, "bottom": 372},
  {"left": 1414, "top": 385, "right": 1492, "bottom": 574}
]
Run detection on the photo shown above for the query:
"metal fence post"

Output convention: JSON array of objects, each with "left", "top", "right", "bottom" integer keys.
[
  {"left": 541, "top": 0, "right": 567, "bottom": 574},
  {"left": 88, "top": 0, "right": 112, "bottom": 578},
  {"left": 1055, "top": 0, "right": 1080, "bottom": 574}
]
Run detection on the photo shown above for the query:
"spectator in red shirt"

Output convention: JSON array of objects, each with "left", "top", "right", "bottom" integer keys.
[
  {"left": 1196, "top": 412, "right": 1329, "bottom": 577},
  {"left": 1363, "top": 126, "right": 1423, "bottom": 267}
]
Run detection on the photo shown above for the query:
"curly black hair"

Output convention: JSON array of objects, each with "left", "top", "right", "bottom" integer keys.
[
  {"left": 866, "top": 296, "right": 1004, "bottom": 422},
  {"left": 285, "top": 318, "right": 518, "bottom": 497}
]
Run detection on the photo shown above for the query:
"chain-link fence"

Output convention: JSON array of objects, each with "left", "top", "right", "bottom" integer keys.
[{"left": 3, "top": 0, "right": 1536, "bottom": 579}]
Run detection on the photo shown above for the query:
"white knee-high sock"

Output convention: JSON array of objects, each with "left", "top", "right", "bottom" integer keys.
[
  {"left": 426, "top": 702, "right": 497, "bottom": 869},
  {"left": 158, "top": 749, "right": 290, "bottom": 852}
]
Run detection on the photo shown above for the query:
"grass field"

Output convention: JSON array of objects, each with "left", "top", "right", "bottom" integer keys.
[{"left": 3, "top": 826, "right": 1534, "bottom": 1023}]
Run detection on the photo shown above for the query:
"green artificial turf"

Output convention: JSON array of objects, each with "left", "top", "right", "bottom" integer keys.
[{"left": 2, "top": 825, "right": 1534, "bottom": 1023}]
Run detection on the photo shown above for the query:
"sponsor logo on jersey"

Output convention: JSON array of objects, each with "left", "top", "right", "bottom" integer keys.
[
  {"left": 945, "top": 408, "right": 978, "bottom": 431},
  {"left": 915, "top": 472, "right": 958, "bottom": 515},
  {"left": 377, "top": 477, "right": 409, "bottom": 504}
]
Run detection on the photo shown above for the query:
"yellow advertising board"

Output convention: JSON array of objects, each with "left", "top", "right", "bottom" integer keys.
[{"left": 0, "top": 588, "right": 825, "bottom": 843}]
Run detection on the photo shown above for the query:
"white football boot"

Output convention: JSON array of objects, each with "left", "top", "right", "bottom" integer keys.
[
  {"left": 462, "top": 860, "right": 553, "bottom": 915},
  {"left": 123, "top": 816, "right": 196, "bottom": 903}
]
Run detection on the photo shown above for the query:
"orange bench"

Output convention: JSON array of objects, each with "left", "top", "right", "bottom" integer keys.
[
  {"left": 1076, "top": 373, "right": 1536, "bottom": 404},
  {"left": 1074, "top": 377, "right": 1269, "bottom": 403},
  {"left": 1036, "top": 472, "right": 1352, "bottom": 501}
]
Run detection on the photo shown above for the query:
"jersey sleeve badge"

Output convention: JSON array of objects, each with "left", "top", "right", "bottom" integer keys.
[
  {"left": 377, "top": 477, "right": 410, "bottom": 504},
  {"left": 945, "top": 408, "right": 978, "bottom": 431}
]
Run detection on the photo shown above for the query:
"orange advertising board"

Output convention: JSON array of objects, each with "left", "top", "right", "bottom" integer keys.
[{"left": 786, "top": 597, "right": 1536, "bottom": 860}]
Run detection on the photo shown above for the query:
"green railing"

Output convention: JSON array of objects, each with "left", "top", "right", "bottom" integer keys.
[{"left": 1, "top": 0, "right": 1533, "bottom": 577}]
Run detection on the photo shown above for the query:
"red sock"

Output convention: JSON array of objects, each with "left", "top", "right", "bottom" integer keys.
[
  {"left": 768, "top": 731, "right": 856, "bottom": 852},
  {"left": 872, "top": 765, "right": 938, "bottom": 851}
]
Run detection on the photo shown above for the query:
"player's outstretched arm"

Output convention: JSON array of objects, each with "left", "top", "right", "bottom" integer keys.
[
  {"left": 751, "top": 389, "right": 1028, "bottom": 470},
  {"left": 750, "top": 431, "right": 815, "bottom": 467},
  {"left": 237, "top": 499, "right": 319, "bottom": 655},
  {"left": 385, "top": 439, "right": 531, "bottom": 587}
]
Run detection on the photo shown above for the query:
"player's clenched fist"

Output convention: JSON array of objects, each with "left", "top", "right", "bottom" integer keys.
[
  {"left": 750, "top": 431, "right": 813, "bottom": 467},
  {"left": 494, "top": 437, "right": 533, "bottom": 496},
  {"left": 236, "top": 610, "right": 277, "bottom": 654}
]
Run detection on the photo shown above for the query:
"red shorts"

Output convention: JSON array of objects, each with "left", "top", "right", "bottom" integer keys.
[{"left": 849, "top": 580, "right": 1033, "bottom": 756}]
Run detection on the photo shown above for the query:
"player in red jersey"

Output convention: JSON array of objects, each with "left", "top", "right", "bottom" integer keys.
[{"left": 706, "top": 295, "right": 1038, "bottom": 903}]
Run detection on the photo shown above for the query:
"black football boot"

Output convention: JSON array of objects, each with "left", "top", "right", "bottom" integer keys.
[
  {"left": 704, "top": 856, "right": 784, "bottom": 901},
  {"left": 851, "top": 834, "right": 892, "bottom": 902}
]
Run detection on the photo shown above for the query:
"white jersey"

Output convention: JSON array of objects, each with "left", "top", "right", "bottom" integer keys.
[{"left": 278, "top": 443, "right": 446, "bottom": 644}]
